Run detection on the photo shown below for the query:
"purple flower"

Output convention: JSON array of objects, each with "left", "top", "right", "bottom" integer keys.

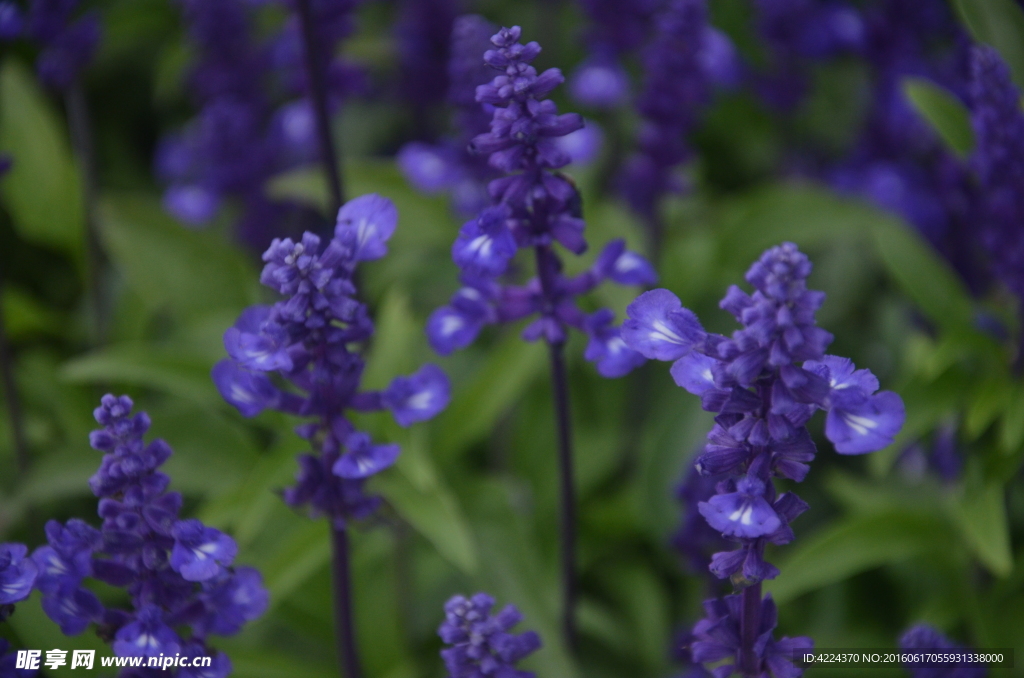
[
  {"left": 383, "top": 364, "right": 452, "bottom": 427},
  {"left": 170, "top": 520, "right": 238, "bottom": 582},
  {"left": 334, "top": 193, "right": 399, "bottom": 262},
  {"left": 425, "top": 24, "right": 656, "bottom": 375},
  {"left": 194, "top": 567, "right": 269, "bottom": 637},
  {"left": 217, "top": 195, "right": 448, "bottom": 526},
  {"left": 333, "top": 432, "right": 401, "bottom": 479},
  {"left": 163, "top": 185, "right": 221, "bottom": 228},
  {"left": 33, "top": 395, "right": 266, "bottom": 662},
  {"left": 452, "top": 206, "right": 518, "bottom": 277},
  {"left": 698, "top": 476, "right": 781, "bottom": 539},
  {"left": 0, "top": 544, "right": 37, "bottom": 605},
  {"left": 438, "top": 592, "right": 542, "bottom": 678},
  {"left": 112, "top": 605, "right": 181, "bottom": 658},
  {"left": 0, "top": 2, "right": 23, "bottom": 40},
  {"left": 625, "top": 244, "right": 902, "bottom": 675},
  {"left": 622, "top": 289, "right": 705, "bottom": 361},
  {"left": 690, "top": 592, "right": 812, "bottom": 678}
]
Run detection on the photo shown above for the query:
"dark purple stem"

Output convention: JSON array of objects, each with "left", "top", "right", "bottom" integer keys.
[
  {"left": 64, "top": 82, "right": 105, "bottom": 343},
  {"left": 533, "top": 244, "right": 579, "bottom": 654},
  {"left": 331, "top": 524, "right": 363, "bottom": 678},
  {"left": 739, "top": 581, "right": 762, "bottom": 676},
  {"left": 294, "top": 0, "right": 346, "bottom": 215},
  {"left": 0, "top": 280, "right": 28, "bottom": 474}
]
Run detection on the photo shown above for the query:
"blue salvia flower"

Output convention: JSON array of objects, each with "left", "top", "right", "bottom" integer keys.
[
  {"left": 969, "top": 45, "right": 1024, "bottom": 304},
  {"left": 398, "top": 13, "right": 499, "bottom": 216},
  {"left": 31, "top": 395, "right": 267, "bottom": 675},
  {"left": 426, "top": 25, "right": 657, "bottom": 378},
  {"left": 672, "top": 465, "right": 728, "bottom": 575},
  {"left": 623, "top": 242, "right": 905, "bottom": 675},
  {"left": 0, "top": 0, "right": 101, "bottom": 90},
  {"left": 620, "top": 0, "right": 740, "bottom": 236},
  {"left": 214, "top": 194, "right": 451, "bottom": 525},
  {"left": 0, "top": 537, "right": 38, "bottom": 670},
  {"left": 438, "top": 593, "right": 541, "bottom": 678},
  {"left": 899, "top": 625, "right": 987, "bottom": 678}
]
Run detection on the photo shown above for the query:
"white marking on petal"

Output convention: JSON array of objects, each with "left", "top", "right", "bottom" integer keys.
[
  {"left": 467, "top": 235, "right": 494, "bottom": 259},
  {"left": 406, "top": 391, "right": 434, "bottom": 411},
  {"left": 440, "top": 316, "right": 464, "bottom": 337},
  {"left": 649, "top": 319, "right": 686, "bottom": 345},
  {"left": 843, "top": 412, "right": 879, "bottom": 436}
]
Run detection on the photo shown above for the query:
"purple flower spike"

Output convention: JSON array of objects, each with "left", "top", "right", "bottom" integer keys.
[
  {"left": 212, "top": 360, "right": 280, "bottom": 417},
  {"left": 398, "top": 142, "right": 462, "bottom": 193},
  {"left": 0, "top": 2, "right": 23, "bottom": 41},
  {"left": 699, "top": 476, "right": 781, "bottom": 539},
  {"left": 335, "top": 193, "right": 399, "bottom": 262},
  {"left": 623, "top": 289, "right": 705, "bottom": 361},
  {"left": 41, "top": 585, "right": 103, "bottom": 635},
  {"left": 383, "top": 364, "right": 452, "bottom": 427},
  {"left": 0, "top": 544, "right": 38, "bottom": 604},
  {"left": 333, "top": 433, "right": 401, "bottom": 479},
  {"left": 452, "top": 205, "right": 518, "bottom": 277},
  {"left": 170, "top": 520, "right": 238, "bottom": 582},
  {"left": 438, "top": 592, "right": 542, "bottom": 678},
  {"left": 112, "top": 605, "right": 181, "bottom": 658}
]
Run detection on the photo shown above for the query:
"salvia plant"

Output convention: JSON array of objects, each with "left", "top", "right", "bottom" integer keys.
[
  {"left": 213, "top": 193, "right": 450, "bottom": 677},
  {"left": 623, "top": 242, "right": 906, "bottom": 676},
  {"left": 437, "top": 592, "right": 541, "bottom": 678},
  {"left": 426, "top": 23, "right": 658, "bottom": 650},
  {"left": 32, "top": 394, "right": 267, "bottom": 676}
]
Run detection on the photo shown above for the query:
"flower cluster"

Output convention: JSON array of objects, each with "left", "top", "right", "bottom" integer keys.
[
  {"left": 969, "top": 45, "right": 1024, "bottom": 304},
  {"left": 214, "top": 194, "right": 451, "bottom": 526},
  {"left": 623, "top": 242, "right": 905, "bottom": 675},
  {"left": 899, "top": 625, "right": 987, "bottom": 678},
  {"left": 30, "top": 395, "right": 266, "bottom": 676},
  {"left": 0, "top": 540, "right": 38, "bottom": 667},
  {"left": 158, "top": 0, "right": 364, "bottom": 246},
  {"left": 620, "top": 0, "right": 740, "bottom": 230},
  {"left": 425, "top": 26, "right": 657, "bottom": 378},
  {"left": 0, "top": 0, "right": 102, "bottom": 90},
  {"left": 438, "top": 592, "right": 541, "bottom": 678}
]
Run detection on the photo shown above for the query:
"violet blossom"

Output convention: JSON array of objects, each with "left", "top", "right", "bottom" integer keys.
[
  {"left": 31, "top": 395, "right": 267, "bottom": 675},
  {"left": 438, "top": 592, "right": 541, "bottom": 678},
  {"left": 0, "top": 0, "right": 101, "bottom": 90},
  {"left": 623, "top": 242, "right": 905, "bottom": 676}
]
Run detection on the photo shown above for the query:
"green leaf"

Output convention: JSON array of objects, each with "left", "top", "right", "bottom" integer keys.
[
  {"left": 966, "top": 373, "right": 1012, "bottom": 440},
  {"left": 266, "top": 167, "right": 330, "bottom": 214},
  {"left": 902, "top": 77, "right": 975, "bottom": 157},
  {"left": 999, "top": 382, "right": 1024, "bottom": 454},
  {"left": 436, "top": 334, "right": 547, "bottom": 458},
  {"left": 61, "top": 343, "right": 220, "bottom": 406},
  {"left": 952, "top": 0, "right": 1024, "bottom": 90},
  {"left": 871, "top": 218, "right": 975, "bottom": 332},
  {"left": 260, "top": 520, "right": 331, "bottom": 607},
  {"left": 950, "top": 480, "right": 1013, "bottom": 576},
  {"left": 765, "top": 511, "right": 950, "bottom": 604},
  {"left": 1, "top": 286, "right": 64, "bottom": 340},
  {"left": 0, "top": 59, "right": 84, "bottom": 255},
  {"left": 98, "top": 193, "right": 260, "bottom": 320},
  {"left": 373, "top": 429, "right": 478, "bottom": 574}
]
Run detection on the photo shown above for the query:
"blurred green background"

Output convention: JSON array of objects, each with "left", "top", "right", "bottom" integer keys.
[{"left": 0, "top": 0, "right": 1023, "bottom": 676}]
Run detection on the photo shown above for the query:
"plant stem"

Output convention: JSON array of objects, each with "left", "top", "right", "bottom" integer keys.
[
  {"left": 64, "top": 82, "right": 105, "bottom": 344},
  {"left": 739, "top": 581, "right": 762, "bottom": 676},
  {"left": 294, "top": 0, "right": 345, "bottom": 216},
  {"left": 330, "top": 524, "right": 363, "bottom": 678},
  {"left": 533, "top": 244, "right": 579, "bottom": 654},
  {"left": 0, "top": 281, "right": 28, "bottom": 474}
]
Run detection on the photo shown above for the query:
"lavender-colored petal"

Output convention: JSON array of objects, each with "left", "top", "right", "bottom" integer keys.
[
  {"left": 334, "top": 193, "right": 398, "bottom": 262},
  {"left": 825, "top": 390, "right": 905, "bottom": 454},
  {"left": 623, "top": 289, "right": 705, "bottom": 361},
  {"left": 333, "top": 433, "right": 400, "bottom": 479},
  {"left": 212, "top": 360, "right": 280, "bottom": 417},
  {"left": 383, "top": 364, "right": 451, "bottom": 426},
  {"left": 670, "top": 352, "right": 720, "bottom": 395}
]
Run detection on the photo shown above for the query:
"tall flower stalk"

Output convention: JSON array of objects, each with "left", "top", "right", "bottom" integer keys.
[
  {"left": 426, "top": 26, "right": 657, "bottom": 652},
  {"left": 213, "top": 194, "right": 451, "bottom": 678},
  {"left": 32, "top": 395, "right": 267, "bottom": 675},
  {"left": 623, "top": 243, "right": 905, "bottom": 676}
]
